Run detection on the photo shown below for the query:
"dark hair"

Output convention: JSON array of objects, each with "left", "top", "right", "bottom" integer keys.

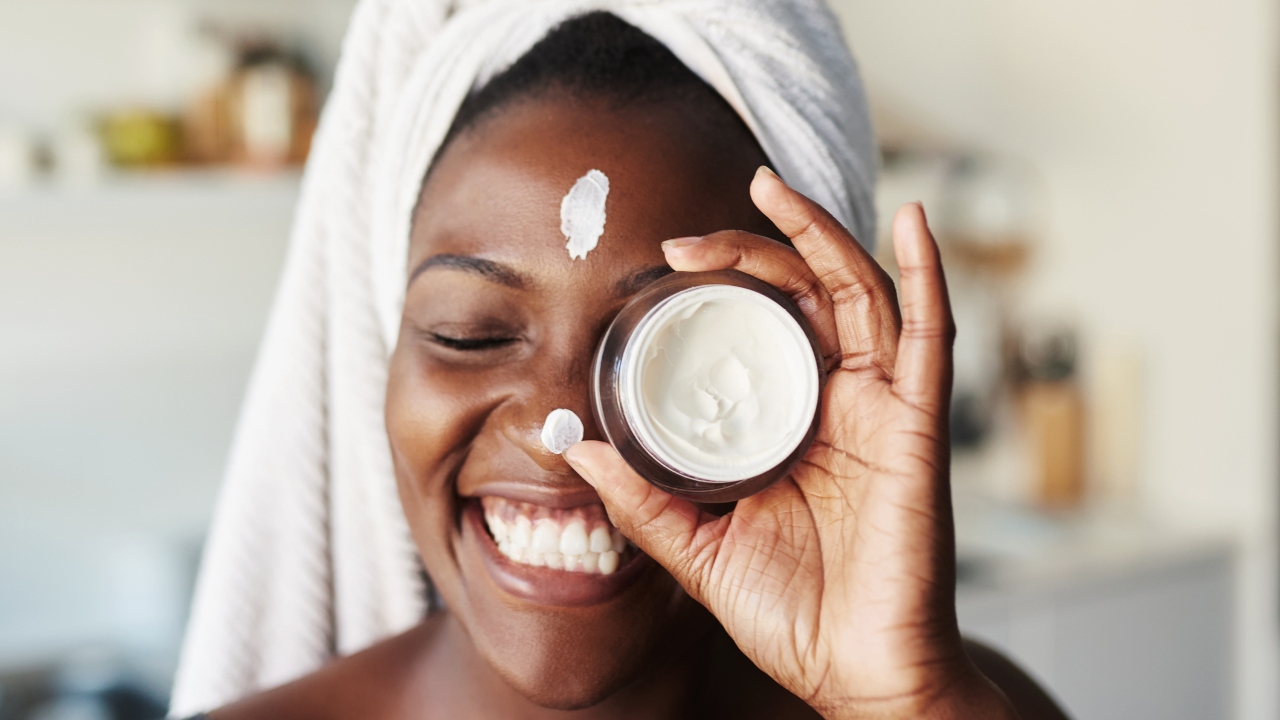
[{"left": 435, "top": 11, "right": 759, "bottom": 156}]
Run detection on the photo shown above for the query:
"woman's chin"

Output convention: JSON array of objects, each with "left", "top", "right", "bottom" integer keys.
[
  {"left": 498, "top": 666, "right": 631, "bottom": 712},
  {"left": 464, "top": 602, "right": 658, "bottom": 712}
]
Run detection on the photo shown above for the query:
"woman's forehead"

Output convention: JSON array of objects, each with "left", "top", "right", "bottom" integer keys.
[{"left": 409, "top": 96, "right": 770, "bottom": 282}]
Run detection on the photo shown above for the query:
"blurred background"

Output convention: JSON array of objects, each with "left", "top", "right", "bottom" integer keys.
[{"left": 0, "top": 0, "right": 1273, "bottom": 718}]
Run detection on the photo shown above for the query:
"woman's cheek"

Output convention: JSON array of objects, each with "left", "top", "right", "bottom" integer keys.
[
  {"left": 386, "top": 349, "right": 464, "bottom": 529},
  {"left": 388, "top": 348, "right": 472, "bottom": 477},
  {"left": 386, "top": 347, "right": 477, "bottom": 597}
]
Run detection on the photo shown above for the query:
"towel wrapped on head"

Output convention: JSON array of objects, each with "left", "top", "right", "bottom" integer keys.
[{"left": 170, "top": 0, "right": 876, "bottom": 715}]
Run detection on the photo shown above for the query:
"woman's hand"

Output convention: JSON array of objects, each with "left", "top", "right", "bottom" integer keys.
[{"left": 564, "top": 167, "right": 1018, "bottom": 719}]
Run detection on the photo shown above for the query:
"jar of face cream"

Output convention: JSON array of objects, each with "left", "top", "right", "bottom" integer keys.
[{"left": 591, "top": 269, "right": 825, "bottom": 502}]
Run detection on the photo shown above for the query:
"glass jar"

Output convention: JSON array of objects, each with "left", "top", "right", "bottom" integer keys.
[{"left": 590, "top": 269, "right": 825, "bottom": 502}]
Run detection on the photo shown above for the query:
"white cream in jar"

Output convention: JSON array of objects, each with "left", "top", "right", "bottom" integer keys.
[
  {"left": 622, "top": 285, "right": 818, "bottom": 482},
  {"left": 591, "top": 270, "right": 824, "bottom": 501}
]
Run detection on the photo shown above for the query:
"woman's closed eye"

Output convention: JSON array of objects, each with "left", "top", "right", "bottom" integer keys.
[
  {"left": 429, "top": 332, "right": 520, "bottom": 351},
  {"left": 414, "top": 317, "right": 528, "bottom": 358}
]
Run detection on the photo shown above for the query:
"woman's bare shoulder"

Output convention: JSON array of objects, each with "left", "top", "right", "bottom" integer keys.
[
  {"left": 206, "top": 615, "right": 446, "bottom": 720},
  {"left": 202, "top": 615, "right": 825, "bottom": 720},
  {"left": 965, "top": 638, "right": 1071, "bottom": 720}
]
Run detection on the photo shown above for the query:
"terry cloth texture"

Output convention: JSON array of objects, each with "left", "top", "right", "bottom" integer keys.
[{"left": 169, "top": 0, "right": 876, "bottom": 716}]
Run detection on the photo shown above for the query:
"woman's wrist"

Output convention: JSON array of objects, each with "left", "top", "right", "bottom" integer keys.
[{"left": 814, "top": 663, "right": 1020, "bottom": 720}]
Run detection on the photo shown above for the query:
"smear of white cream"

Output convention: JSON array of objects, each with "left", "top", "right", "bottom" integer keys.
[
  {"left": 541, "top": 408, "right": 584, "bottom": 454},
  {"left": 560, "top": 169, "right": 610, "bottom": 260}
]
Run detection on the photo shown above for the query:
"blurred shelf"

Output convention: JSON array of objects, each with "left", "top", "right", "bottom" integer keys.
[
  {"left": 0, "top": 169, "right": 301, "bottom": 209},
  {"left": 954, "top": 498, "right": 1233, "bottom": 593}
]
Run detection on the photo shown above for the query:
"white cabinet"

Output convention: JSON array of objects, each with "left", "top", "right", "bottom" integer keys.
[{"left": 959, "top": 538, "right": 1234, "bottom": 719}]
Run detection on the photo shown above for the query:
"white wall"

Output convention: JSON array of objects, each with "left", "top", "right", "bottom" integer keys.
[
  {"left": 829, "top": 1, "right": 1278, "bottom": 716},
  {"left": 0, "top": 176, "right": 296, "bottom": 672}
]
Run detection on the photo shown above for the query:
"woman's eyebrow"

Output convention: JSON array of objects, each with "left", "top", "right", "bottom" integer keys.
[
  {"left": 407, "top": 253, "right": 527, "bottom": 290},
  {"left": 615, "top": 265, "right": 674, "bottom": 298}
]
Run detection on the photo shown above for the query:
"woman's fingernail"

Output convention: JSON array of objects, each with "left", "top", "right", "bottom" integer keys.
[
  {"left": 756, "top": 165, "right": 779, "bottom": 179},
  {"left": 663, "top": 236, "right": 703, "bottom": 249}
]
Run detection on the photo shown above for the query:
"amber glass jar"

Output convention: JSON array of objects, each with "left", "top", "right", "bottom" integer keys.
[{"left": 590, "top": 269, "right": 824, "bottom": 502}]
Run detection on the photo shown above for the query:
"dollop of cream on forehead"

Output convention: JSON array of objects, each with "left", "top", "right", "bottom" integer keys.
[{"left": 560, "top": 169, "right": 610, "bottom": 260}]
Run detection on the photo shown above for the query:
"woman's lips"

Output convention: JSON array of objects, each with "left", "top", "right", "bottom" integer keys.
[
  {"left": 481, "top": 496, "right": 631, "bottom": 574},
  {"left": 460, "top": 498, "right": 653, "bottom": 607}
]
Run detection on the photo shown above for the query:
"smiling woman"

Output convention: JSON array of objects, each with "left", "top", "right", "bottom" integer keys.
[
  {"left": 382, "top": 19, "right": 787, "bottom": 710},
  {"left": 173, "top": 3, "right": 1066, "bottom": 720}
]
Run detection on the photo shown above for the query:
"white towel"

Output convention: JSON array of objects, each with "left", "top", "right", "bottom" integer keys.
[{"left": 170, "top": 0, "right": 876, "bottom": 715}]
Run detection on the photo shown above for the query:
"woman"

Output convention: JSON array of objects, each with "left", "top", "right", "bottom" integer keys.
[{"left": 174, "top": 4, "right": 1068, "bottom": 719}]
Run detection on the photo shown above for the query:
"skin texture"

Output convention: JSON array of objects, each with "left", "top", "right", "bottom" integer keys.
[{"left": 207, "top": 92, "right": 1070, "bottom": 720}]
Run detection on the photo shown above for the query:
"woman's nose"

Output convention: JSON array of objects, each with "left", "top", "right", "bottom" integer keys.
[{"left": 508, "top": 341, "right": 603, "bottom": 472}]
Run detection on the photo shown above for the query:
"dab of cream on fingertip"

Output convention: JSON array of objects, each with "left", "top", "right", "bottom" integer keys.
[
  {"left": 560, "top": 169, "right": 609, "bottom": 260},
  {"left": 541, "top": 408, "right": 584, "bottom": 454}
]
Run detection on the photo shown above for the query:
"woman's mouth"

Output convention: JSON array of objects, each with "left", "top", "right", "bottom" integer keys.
[
  {"left": 481, "top": 496, "right": 634, "bottom": 575},
  {"left": 459, "top": 493, "right": 652, "bottom": 607}
]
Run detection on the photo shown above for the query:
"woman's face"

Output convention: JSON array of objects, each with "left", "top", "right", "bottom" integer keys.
[{"left": 386, "top": 92, "right": 777, "bottom": 709}]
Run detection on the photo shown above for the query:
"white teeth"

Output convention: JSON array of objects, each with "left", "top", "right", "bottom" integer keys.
[
  {"left": 598, "top": 550, "right": 619, "bottom": 575},
  {"left": 532, "top": 521, "right": 560, "bottom": 553},
  {"left": 561, "top": 521, "right": 589, "bottom": 555},
  {"left": 589, "top": 526, "right": 612, "bottom": 554},
  {"left": 513, "top": 516, "right": 533, "bottom": 547},
  {"left": 483, "top": 500, "right": 630, "bottom": 576}
]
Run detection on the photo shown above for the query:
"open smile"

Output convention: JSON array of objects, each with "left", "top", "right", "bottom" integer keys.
[
  {"left": 460, "top": 495, "right": 653, "bottom": 607},
  {"left": 482, "top": 496, "right": 633, "bottom": 574}
]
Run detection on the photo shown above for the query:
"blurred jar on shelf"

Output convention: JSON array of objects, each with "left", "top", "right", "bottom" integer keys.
[
  {"left": 184, "top": 40, "right": 318, "bottom": 170},
  {"left": 99, "top": 110, "right": 182, "bottom": 169},
  {"left": 938, "top": 155, "right": 1041, "bottom": 270},
  {"left": 1016, "top": 323, "right": 1087, "bottom": 511}
]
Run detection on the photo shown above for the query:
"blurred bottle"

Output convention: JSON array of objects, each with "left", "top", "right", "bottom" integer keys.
[
  {"left": 1089, "top": 339, "right": 1144, "bottom": 506},
  {"left": 1017, "top": 324, "right": 1086, "bottom": 510},
  {"left": 0, "top": 123, "right": 37, "bottom": 190},
  {"left": 185, "top": 38, "right": 317, "bottom": 169},
  {"left": 938, "top": 155, "right": 1039, "bottom": 272},
  {"left": 98, "top": 110, "right": 183, "bottom": 169}
]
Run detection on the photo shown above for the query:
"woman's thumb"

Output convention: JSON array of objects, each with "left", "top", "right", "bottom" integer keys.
[{"left": 563, "top": 440, "right": 716, "bottom": 593}]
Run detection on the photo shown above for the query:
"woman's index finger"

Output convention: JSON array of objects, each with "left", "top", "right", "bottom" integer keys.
[{"left": 749, "top": 167, "right": 901, "bottom": 378}]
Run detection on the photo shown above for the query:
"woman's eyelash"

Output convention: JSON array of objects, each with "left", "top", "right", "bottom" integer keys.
[{"left": 429, "top": 333, "right": 519, "bottom": 351}]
